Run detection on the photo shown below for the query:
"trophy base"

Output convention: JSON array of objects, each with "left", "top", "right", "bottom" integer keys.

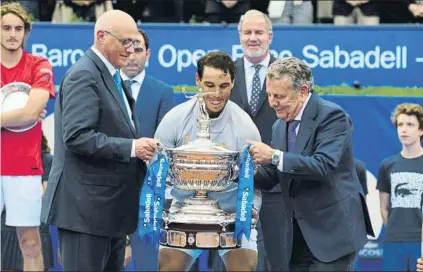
[
  {"left": 160, "top": 196, "right": 239, "bottom": 249},
  {"left": 159, "top": 223, "right": 241, "bottom": 249}
]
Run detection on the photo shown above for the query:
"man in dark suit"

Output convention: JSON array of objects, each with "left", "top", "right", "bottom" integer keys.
[
  {"left": 41, "top": 10, "right": 159, "bottom": 271},
  {"left": 248, "top": 57, "right": 374, "bottom": 271},
  {"left": 121, "top": 29, "right": 174, "bottom": 139},
  {"left": 120, "top": 29, "right": 174, "bottom": 271},
  {"left": 228, "top": 9, "right": 287, "bottom": 272}
]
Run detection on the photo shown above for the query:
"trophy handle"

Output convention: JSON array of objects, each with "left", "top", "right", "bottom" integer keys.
[{"left": 229, "top": 163, "right": 240, "bottom": 181}]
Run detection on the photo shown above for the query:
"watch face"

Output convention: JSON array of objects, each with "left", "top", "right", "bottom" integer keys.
[{"left": 272, "top": 152, "right": 280, "bottom": 165}]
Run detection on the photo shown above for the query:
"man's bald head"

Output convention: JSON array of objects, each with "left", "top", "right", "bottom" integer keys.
[
  {"left": 94, "top": 10, "right": 137, "bottom": 42},
  {"left": 93, "top": 10, "right": 140, "bottom": 69}
]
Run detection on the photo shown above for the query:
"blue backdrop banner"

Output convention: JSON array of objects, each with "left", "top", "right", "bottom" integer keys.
[{"left": 28, "top": 23, "right": 423, "bottom": 88}]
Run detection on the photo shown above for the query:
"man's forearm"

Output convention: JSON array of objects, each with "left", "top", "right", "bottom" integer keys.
[
  {"left": 1, "top": 108, "right": 39, "bottom": 128},
  {"left": 381, "top": 210, "right": 389, "bottom": 227}
]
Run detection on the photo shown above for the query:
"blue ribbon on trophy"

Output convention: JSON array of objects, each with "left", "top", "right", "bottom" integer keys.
[
  {"left": 234, "top": 143, "right": 255, "bottom": 242},
  {"left": 138, "top": 150, "right": 169, "bottom": 248}
]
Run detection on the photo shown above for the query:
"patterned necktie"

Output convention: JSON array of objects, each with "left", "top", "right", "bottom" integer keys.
[
  {"left": 250, "top": 64, "right": 262, "bottom": 116},
  {"left": 287, "top": 120, "right": 300, "bottom": 152},
  {"left": 113, "top": 71, "right": 126, "bottom": 103}
]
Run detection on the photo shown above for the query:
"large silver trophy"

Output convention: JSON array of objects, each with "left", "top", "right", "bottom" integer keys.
[
  {"left": 0, "top": 82, "right": 37, "bottom": 132},
  {"left": 160, "top": 92, "right": 242, "bottom": 249}
]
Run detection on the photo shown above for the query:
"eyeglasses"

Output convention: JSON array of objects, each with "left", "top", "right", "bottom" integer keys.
[{"left": 104, "top": 30, "right": 140, "bottom": 49}]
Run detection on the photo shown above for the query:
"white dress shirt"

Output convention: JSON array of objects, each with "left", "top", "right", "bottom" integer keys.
[
  {"left": 243, "top": 54, "right": 271, "bottom": 104},
  {"left": 277, "top": 92, "right": 312, "bottom": 172},
  {"left": 120, "top": 70, "right": 146, "bottom": 101},
  {"left": 91, "top": 46, "right": 137, "bottom": 157}
]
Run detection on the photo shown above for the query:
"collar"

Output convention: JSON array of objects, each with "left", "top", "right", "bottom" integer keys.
[
  {"left": 193, "top": 99, "right": 230, "bottom": 133},
  {"left": 294, "top": 92, "right": 312, "bottom": 121},
  {"left": 120, "top": 70, "right": 146, "bottom": 85},
  {"left": 243, "top": 53, "right": 271, "bottom": 70},
  {"left": 91, "top": 46, "right": 117, "bottom": 77}
]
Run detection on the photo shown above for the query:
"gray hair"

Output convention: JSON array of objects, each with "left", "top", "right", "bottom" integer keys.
[
  {"left": 266, "top": 57, "right": 313, "bottom": 91},
  {"left": 237, "top": 9, "right": 273, "bottom": 34}
]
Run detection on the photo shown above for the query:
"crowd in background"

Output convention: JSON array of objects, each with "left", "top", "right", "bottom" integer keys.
[{"left": 16, "top": 0, "right": 423, "bottom": 25}]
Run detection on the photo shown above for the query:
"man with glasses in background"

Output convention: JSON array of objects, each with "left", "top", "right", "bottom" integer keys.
[
  {"left": 120, "top": 29, "right": 174, "bottom": 271},
  {"left": 41, "top": 10, "right": 159, "bottom": 271}
]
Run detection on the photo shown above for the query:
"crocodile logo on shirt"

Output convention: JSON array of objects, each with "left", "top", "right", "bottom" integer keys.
[
  {"left": 394, "top": 182, "right": 418, "bottom": 197},
  {"left": 390, "top": 172, "right": 423, "bottom": 208}
]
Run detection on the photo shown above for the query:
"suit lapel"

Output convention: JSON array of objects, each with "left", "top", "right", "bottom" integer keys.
[
  {"left": 235, "top": 59, "right": 251, "bottom": 115},
  {"left": 86, "top": 49, "right": 137, "bottom": 137},
  {"left": 122, "top": 83, "right": 138, "bottom": 137},
  {"left": 294, "top": 92, "right": 318, "bottom": 154},
  {"left": 273, "top": 119, "right": 287, "bottom": 151},
  {"left": 136, "top": 76, "right": 150, "bottom": 118},
  {"left": 280, "top": 121, "right": 288, "bottom": 152}
]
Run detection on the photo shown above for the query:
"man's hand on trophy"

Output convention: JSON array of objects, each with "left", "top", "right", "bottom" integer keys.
[
  {"left": 251, "top": 206, "right": 259, "bottom": 229},
  {"left": 247, "top": 140, "right": 274, "bottom": 165},
  {"left": 135, "top": 138, "right": 159, "bottom": 161}
]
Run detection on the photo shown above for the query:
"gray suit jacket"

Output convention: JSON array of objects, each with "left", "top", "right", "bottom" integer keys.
[
  {"left": 255, "top": 92, "right": 374, "bottom": 262},
  {"left": 41, "top": 49, "right": 145, "bottom": 237}
]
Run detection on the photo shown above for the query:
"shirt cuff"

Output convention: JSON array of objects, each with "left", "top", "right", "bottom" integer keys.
[
  {"left": 131, "top": 140, "right": 136, "bottom": 158},
  {"left": 277, "top": 151, "right": 284, "bottom": 172}
]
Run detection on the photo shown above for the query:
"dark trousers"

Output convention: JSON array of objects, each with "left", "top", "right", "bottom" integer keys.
[
  {"left": 58, "top": 228, "right": 126, "bottom": 272},
  {"left": 290, "top": 219, "right": 357, "bottom": 271},
  {"left": 260, "top": 192, "right": 289, "bottom": 271}
]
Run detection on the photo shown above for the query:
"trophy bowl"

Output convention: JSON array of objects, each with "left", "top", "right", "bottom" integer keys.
[
  {"left": 162, "top": 139, "right": 243, "bottom": 249},
  {"left": 166, "top": 138, "right": 240, "bottom": 192}
]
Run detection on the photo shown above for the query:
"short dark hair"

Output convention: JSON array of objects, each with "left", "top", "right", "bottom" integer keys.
[
  {"left": 138, "top": 29, "right": 149, "bottom": 50},
  {"left": 197, "top": 51, "right": 235, "bottom": 82}
]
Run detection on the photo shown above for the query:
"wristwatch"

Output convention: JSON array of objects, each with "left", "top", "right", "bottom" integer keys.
[{"left": 271, "top": 150, "right": 281, "bottom": 166}]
